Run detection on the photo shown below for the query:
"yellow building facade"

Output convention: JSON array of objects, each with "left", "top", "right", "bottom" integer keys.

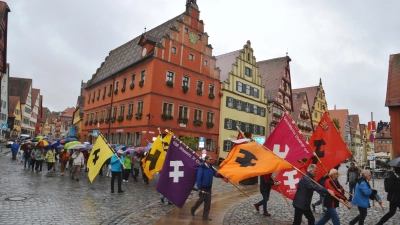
[
  {"left": 216, "top": 41, "right": 268, "bottom": 159},
  {"left": 12, "top": 99, "right": 22, "bottom": 137}
]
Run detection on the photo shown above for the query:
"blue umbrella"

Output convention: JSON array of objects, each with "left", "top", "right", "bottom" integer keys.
[
  {"left": 56, "top": 145, "right": 64, "bottom": 149},
  {"left": 115, "top": 145, "right": 127, "bottom": 151},
  {"left": 51, "top": 142, "right": 61, "bottom": 148}
]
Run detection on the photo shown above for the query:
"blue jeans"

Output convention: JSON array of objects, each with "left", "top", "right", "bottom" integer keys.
[
  {"left": 349, "top": 182, "right": 356, "bottom": 198},
  {"left": 24, "top": 158, "right": 31, "bottom": 168},
  {"left": 256, "top": 190, "right": 270, "bottom": 213},
  {"left": 315, "top": 207, "right": 340, "bottom": 225}
]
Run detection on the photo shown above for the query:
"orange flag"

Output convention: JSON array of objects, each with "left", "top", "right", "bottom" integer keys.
[
  {"left": 218, "top": 142, "right": 292, "bottom": 184},
  {"left": 307, "top": 112, "right": 353, "bottom": 180}
]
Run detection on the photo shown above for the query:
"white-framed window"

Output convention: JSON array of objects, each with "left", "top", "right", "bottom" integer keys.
[
  {"left": 128, "top": 103, "right": 134, "bottom": 115},
  {"left": 197, "top": 80, "right": 203, "bottom": 91},
  {"left": 227, "top": 119, "right": 232, "bottom": 129},
  {"left": 205, "top": 139, "right": 216, "bottom": 151},
  {"left": 206, "top": 111, "right": 214, "bottom": 123},
  {"left": 245, "top": 103, "right": 250, "bottom": 113},
  {"left": 137, "top": 101, "right": 144, "bottom": 114},
  {"left": 204, "top": 60, "right": 208, "bottom": 66},
  {"left": 103, "top": 86, "right": 107, "bottom": 97},
  {"left": 253, "top": 105, "right": 258, "bottom": 114},
  {"left": 245, "top": 67, "right": 252, "bottom": 76},
  {"left": 189, "top": 53, "right": 194, "bottom": 61},
  {"left": 209, "top": 84, "right": 214, "bottom": 95},
  {"left": 162, "top": 102, "right": 173, "bottom": 115},
  {"left": 166, "top": 71, "right": 174, "bottom": 82},
  {"left": 260, "top": 108, "right": 265, "bottom": 117},
  {"left": 194, "top": 109, "right": 202, "bottom": 121},
  {"left": 236, "top": 121, "right": 241, "bottom": 129},
  {"left": 253, "top": 88, "right": 258, "bottom": 98},
  {"left": 253, "top": 124, "right": 258, "bottom": 134},
  {"left": 236, "top": 100, "right": 242, "bottom": 110},
  {"left": 140, "top": 70, "right": 146, "bottom": 81},
  {"left": 172, "top": 46, "right": 177, "bottom": 54},
  {"left": 120, "top": 105, "right": 125, "bottom": 116},
  {"left": 246, "top": 85, "right": 251, "bottom": 95},
  {"left": 106, "top": 108, "right": 111, "bottom": 119},
  {"left": 237, "top": 82, "right": 243, "bottom": 92},
  {"left": 131, "top": 73, "right": 136, "bottom": 84},
  {"left": 123, "top": 77, "right": 127, "bottom": 89},
  {"left": 227, "top": 97, "right": 233, "bottom": 108},
  {"left": 178, "top": 105, "right": 189, "bottom": 119},
  {"left": 245, "top": 123, "right": 250, "bottom": 132},
  {"left": 95, "top": 112, "right": 99, "bottom": 120},
  {"left": 115, "top": 81, "right": 119, "bottom": 91},
  {"left": 112, "top": 107, "right": 117, "bottom": 117},
  {"left": 100, "top": 110, "right": 104, "bottom": 120},
  {"left": 182, "top": 76, "right": 190, "bottom": 87}
]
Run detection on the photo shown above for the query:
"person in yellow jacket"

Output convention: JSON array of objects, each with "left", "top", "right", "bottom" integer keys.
[
  {"left": 45, "top": 147, "right": 56, "bottom": 172},
  {"left": 123, "top": 152, "right": 132, "bottom": 182}
]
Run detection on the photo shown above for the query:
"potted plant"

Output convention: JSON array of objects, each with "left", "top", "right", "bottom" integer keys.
[
  {"left": 168, "top": 114, "right": 173, "bottom": 120},
  {"left": 182, "top": 86, "right": 189, "bottom": 93},
  {"left": 130, "top": 83, "right": 134, "bottom": 90},
  {"left": 93, "top": 119, "right": 98, "bottom": 124},
  {"left": 88, "top": 120, "right": 93, "bottom": 125},
  {"left": 193, "top": 120, "right": 203, "bottom": 126},
  {"left": 105, "top": 118, "right": 110, "bottom": 123},
  {"left": 196, "top": 89, "right": 203, "bottom": 96},
  {"left": 102, "top": 95, "right": 105, "bottom": 100},
  {"left": 99, "top": 118, "right": 104, "bottom": 124},
  {"left": 97, "top": 96, "right": 100, "bottom": 101},
  {"left": 166, "top": 81, "right": 174, "bottom": 87},
  {"left": 161, "top": 113, "right": 169, "bottom": 121},
  {"left": 111, "top": 117, "right": 116, "bottom": 123},
  {"left": 135, "top": 113, "right": 142, "bottom": 119},
  {"left": 206, "top": 122, "right": 214, "bottom": 128},
  {"left": 118, "top": 116, "right": 124, "bottom": 122},
  {"left": 139, "top": 80, "right": 144, "bottom": 87},
  {"left": 91, "top": 99, "right": 94, "bottom": 103},
  {"left": 126, "top": 114, "right": 133, "bottom": 120},
  {"left": 182, "top": 118, "right": 188, "bottom": 124},
  {"left": 108, "top": 92, "right": 112, "bottom": 97},
  {"left": 273, "top": 113, "right": 282, "bottom": 119},
  {"left": 114, "top": 89, "right": 118, "bottom": 95},
  {"left": 208, "top": 93, "right": 215, "bottom": 99},
  {"left": 121, "top": 87, "right": 126, "bottom": 93},
  {"left": 178, "top": 117, "right": 184, "bottom": 123},
  {"left": 84, "top": 121, "right": 88, "bottom": 126}
]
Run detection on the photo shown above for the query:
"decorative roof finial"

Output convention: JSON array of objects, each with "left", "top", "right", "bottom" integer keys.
[
  {"left": 319, "top": 78, "right": 322, "bottom": 85},
  {"left": 144, "top": 27, "right": 146, "bottom": 33},
  {"left": 286, "top": 48, "right": 288, "bottom": 57}
]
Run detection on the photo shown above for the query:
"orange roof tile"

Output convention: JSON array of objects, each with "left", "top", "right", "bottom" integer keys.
[{"left": 8, "top": 96, "right": 20, "bottom": 117}]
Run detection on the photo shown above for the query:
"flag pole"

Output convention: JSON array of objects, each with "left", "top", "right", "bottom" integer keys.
[
  {"left": 235, "top": 126, "right": 288, "bottom": 203},
  {"left": 236, "top": 126, "right": 351, "bottom": 209},
  {"left": 175, "top": 137, "right": 249, "bottom": 197},
  {"left": 99, "top": 132, "right": 126, "bottom": 169}
]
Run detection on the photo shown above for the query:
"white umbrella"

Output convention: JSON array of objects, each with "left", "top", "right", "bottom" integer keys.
[{"left": 67, "top": 144, "right": 87, "bottom": 150}]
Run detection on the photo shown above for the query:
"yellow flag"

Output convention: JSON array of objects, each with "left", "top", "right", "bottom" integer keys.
[
  {"left": 142, "top": 133, "right": 173, "bottom": 179},
  {"left": 87, "top": 134, "right": 114, "bottom": 183}
]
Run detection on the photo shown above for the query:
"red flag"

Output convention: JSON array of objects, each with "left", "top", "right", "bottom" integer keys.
[
  {"left": 272, "top": 160, "right": 307, "bottom": 200},
  {"left": 307, "top": 112, "right": 352, "bottom": 180},
  {"left": 264, "top": 113, "right": 314, "bottom": 163}
]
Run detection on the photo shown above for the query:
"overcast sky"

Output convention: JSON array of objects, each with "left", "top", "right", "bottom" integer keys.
[{"left": 7, "top": 0, "right": 399, "bottom": 124}]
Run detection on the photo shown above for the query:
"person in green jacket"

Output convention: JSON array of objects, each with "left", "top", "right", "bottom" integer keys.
[
  {"left": 45, "top": 148, "right": 56, "bottom": 172},
  {"left": 34, "top": 146, "right": 44, "bottom": 173},
  {"left": 123, "top": 152, "right": 132, "bottom": 182}
]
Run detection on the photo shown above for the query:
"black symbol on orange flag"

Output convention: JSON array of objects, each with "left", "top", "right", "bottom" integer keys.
[
  {"left": 312, "top": 139, "right": 326, "bottom": 164},
  {"left": 235, "top": 149, "right": 258, "bottom": 167},
  {"left": 92, "top": 149, "right": 100, "bottom": 165},
  {"left": 146, "top": 149, "right": 161, "bottom": 170}
]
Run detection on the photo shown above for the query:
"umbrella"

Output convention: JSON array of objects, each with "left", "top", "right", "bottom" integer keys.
[
  {"left": 122, "top": 145, "right": 150, "bottom": 156},
  {"left": 85, "top": 144, "right": 93, "bottom": 151},
  {"left": 387, "top": 157, "right": 400, "bottom": 167},
  {"left": 64, "top": 141, "right": 82, "bottom": 150},
  {"left": 36, "top": 140, "right": 49, "bottom": 147},
  {"left": 67, "top": 144, "right": 87, "bottom": 150},
  {"left": 33, "top": 136, "right": 44, "bottom": 142},
  {"left": 50, "top": 141, "right": 61, "bottom": 148},
  {"left": 65, "top": 138, "right": 78, "bottom": 143},
  {"left": 56, "top": 145, "right": 64, "bottom": 149},
  {"left": 115, "top": 145, "right": 127, "bottom": 151}
]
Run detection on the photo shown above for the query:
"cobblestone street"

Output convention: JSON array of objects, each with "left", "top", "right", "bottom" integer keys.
[{"left": 1, "top": 148, "right": 399, "bottom": 225}]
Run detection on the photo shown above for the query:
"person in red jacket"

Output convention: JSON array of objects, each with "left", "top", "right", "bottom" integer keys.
[{"left": 315, "top": 169, "right": 348, "bottom": 225}]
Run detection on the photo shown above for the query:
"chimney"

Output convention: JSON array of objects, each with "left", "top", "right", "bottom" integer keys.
[{"left": 334, "top": 104, "right": 336, "bottom": 110}]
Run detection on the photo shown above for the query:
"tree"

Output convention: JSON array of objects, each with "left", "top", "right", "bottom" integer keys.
[
  {"left": 333, "top": 118, "right": 341, "bottom": 130},
  {"left": 45, "top": 108, "right": 51, "bottom": 115},
  {"left": 179, "top": 136, "right": 198, "bottom": 150}
]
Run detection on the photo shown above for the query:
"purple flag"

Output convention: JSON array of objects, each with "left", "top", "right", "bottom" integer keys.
[{"left": 156, "top": 138, "right": 202, "bottom": 208}]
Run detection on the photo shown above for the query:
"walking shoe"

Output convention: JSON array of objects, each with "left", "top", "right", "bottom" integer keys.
[
  {"left": 190, "top": 207, "right": 195, "bottom": 217},
  {"left": 254, "top": 203, "right": 260, "bottom": 211},
  {"left": 311, "top": 204, "right": 316, "bottom": 211},
  {"left": 202, "top": 217, "right": 212, "bottom": 221},
  {"left": 263, "top": 212, "right": 271, "bottom": 217},
  {"left": 111, "top": 190, "right": 114, "bottom": 193},
  {"left": 61, "top": 173, "right": 64, "bottom": 176},
  {"left": 125, "top": 180, "right": 128, "bottom": 183},
  {"left": 160, "top": 197, "right": 165, "bottom": 203},
  {"left": 122, "top": 180, "right": 126, "bottom": 183},
  {"left": 76, "top": 179, "right": 79, "bottom": 181},
  {"left": 168, "top": 202, "right": 174, "bottom": 205},
  {"left": 118, "top": 190, "right": 124, "bottom": 193}
]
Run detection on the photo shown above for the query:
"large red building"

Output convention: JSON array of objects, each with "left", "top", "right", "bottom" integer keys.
[
  {"left": 82, "top": 0, "right": 221, "bottom": 159},
  {"left": 386, "top": 53, "right": 400, "bottom": 158}
]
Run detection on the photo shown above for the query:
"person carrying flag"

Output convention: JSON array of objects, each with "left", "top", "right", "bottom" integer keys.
[
  {"left": 110, "top": 149, "right": 125, "bottom": 193},
  {"left": 191, "top": 155, "right": 223, "bottom": 221},
  {"left": 315, "top": 169, "right": 347, "bottom": 225},
  {"left": 253, "top": 173, "right": 280, "bottom": 216}
]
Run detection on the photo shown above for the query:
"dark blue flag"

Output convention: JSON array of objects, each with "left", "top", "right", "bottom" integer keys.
[{"left": 156, "top": 138, "right": 202, "bottom": 208}]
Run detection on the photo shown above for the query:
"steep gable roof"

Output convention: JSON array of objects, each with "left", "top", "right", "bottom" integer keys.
[
  {"left": 293, "top": 86, "right": 318, "bottom": 106},
  {"left": 359, "top": 124, "right": 366, "bottom": 138},
  {"left": 328, "top": 109, "right": 349, "bottom": 135},
  {"left": 291, "top": 92, "right": 309, "bottom": 120},
  {"left": 257, "top": 57, "right": 289, "bottom": 101},
  {"left": 46, "top": 113, "right": 59, "bottom": 124},
  {"left": 386, "top": 53, "right": 400, "bottom": 107},
  {"left": 31, "top": 88, "right": 40, "bottom": 106},
  {"left": 60, "top": 107, "right": 76, "bottom": 118},
  {"left": 8, "top": 96, "right": 20, "bottom": 117},
  {"left": 8, "top": 77, "right": 32, "bottom": 104},
  {"left": 87, "top": 14, "right": 183, "bottom": 87},
  {"left": 216, "top": 50, "right": 241, "bottom": 82}
]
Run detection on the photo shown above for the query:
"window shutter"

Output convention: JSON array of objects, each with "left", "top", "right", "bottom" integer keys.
[
  {"left": 231, "top": 120, "right": 236, "bottom": 130},
  {"left": 241, "top": 122, "right": 246, "bottom": 132},
  {"left": 256, "top": 89, "right": 260, "bottom": 98},
  {"left": 226, "top": 97, "right": 230, "bottom": 107},
  {"left": 250, "top": 87, "right": 254, "bottom": 96},
  {"left": 224, "top": 118, "right": 228, "bottom": 129},
  {"left": 242, "top": 84, "right": 246, "bottom": 93},
  {"left": 233, "top": 98, "right": 237, "bottom": 108},
  {"left": 236, "top": 81, "right": 240, "bottom": 92},
  {"left": 223, "top": 140, "right": 227, "bottom": 151},
  {"left": 249, "top": 104, "right": 254, "bottom": 113}
]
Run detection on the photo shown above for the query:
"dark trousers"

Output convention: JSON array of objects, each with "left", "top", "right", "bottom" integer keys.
[
  {"left": 141, "top": 166, "right": 148, "bottom": 184},
  {"left": 24, "top": 158, "right": 31, "bottom": 168},
  {"left": 111, "top": 171, "right": 122, "bottom": 192},
  {"left": 377, "top": 201, "right": 400, "bottom": 225},
  {"left": 12, "top": 153, "right": 17, "bottom": 160},
  {"left": 132, "top": 168, "right": 139, "bottom": 181},
  {"left": 256, "top": 190, "right": 270, "bottom": 213},
  {"left": 47, "top": 162, "right": 54, "bottom": 171},
  {"left": 30, "top": 159, "right": 36, "bottom": 171},
  {"left": 123, "top": 169, "right": 130, "bottom": 180},
  {"left": 350, "top": 206, "right": 368, "bottom": 225},
  {"left": 293, "top": 206, "right": 315, "bottom": 225},
  {"left": 192, "top": 188, "right": 212, "bottom": 218},
  {"left": 35, "top": 160, "right": 43, "bottom": 171},
  {"left": 349, "top": 182, "right": 356, "bottom": 199}
]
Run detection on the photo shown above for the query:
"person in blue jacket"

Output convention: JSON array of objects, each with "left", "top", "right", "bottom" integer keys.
[
  {"left": 110, "top": 150, "right": 125, "bottom": 193},
  {"left": 349, "top": 169, "right": 382, "bottom": 225},
  {"left": 190, "top": 155, "right": 223, "bottom": 221},
  {"left": 11, "top": 140, "right": 20, "bottom": 160}
]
